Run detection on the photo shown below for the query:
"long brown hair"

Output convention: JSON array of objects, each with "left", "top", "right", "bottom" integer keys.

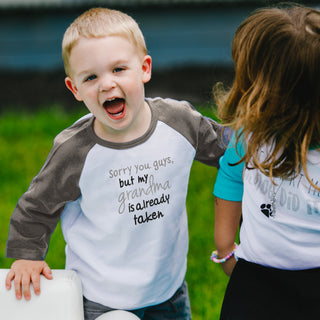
[{"left": 215, "top": 4, "right": 320, "bottom": 188}]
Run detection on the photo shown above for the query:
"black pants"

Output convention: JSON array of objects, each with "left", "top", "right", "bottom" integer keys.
[{"left": 220, "top": 259, "right": 320, "bottom": 320}]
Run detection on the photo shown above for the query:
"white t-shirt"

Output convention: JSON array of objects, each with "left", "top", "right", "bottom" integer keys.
[{"left": 214, "top": 135, "right": 320, "bottom": 270}]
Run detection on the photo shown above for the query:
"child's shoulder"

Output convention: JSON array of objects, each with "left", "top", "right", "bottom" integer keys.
[
  {"left": 146, "top": 96, "right": 216, "bottom": 141},
  {"left": 146, "top": 97, "right": 203, "bottom": 126},
  {"left": 54, "top": 113, "right": 94, "bottom": 147},
  {"left": 146, "top": 97, "right": 195, "bottom": 113},
  {"left": 36, "top": 114, "right": 95, "bottom": 173}
]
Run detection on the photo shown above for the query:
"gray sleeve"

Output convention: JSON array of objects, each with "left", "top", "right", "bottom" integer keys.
[
  {"left": 194, "top": 115, "right": 230, "bottom": 167},
  {"left": 149, "top": 97, "right": 230, "bottom": 167},
  {"left": 6, "top": 122, "right": 94, "bottom": 260}
]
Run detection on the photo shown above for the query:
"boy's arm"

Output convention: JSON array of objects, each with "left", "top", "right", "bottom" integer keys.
[
  {"left": 5, "top": 165, "right": 72, "bottom": 300},
  {"left": 194, "top": 116, "right": 231, "bottom": 167},
  {"left": 5, "top": 130, "right": 87, "bottom": 299},
  {"left": 6, "top": 174, "right": 79, "bottom": 299},
  {"left": 5, "top": 162, "right": 63, "bottom": 300},
  {"left": 5, "top": 176, "right": 62, "bottom": 301},
  {"left": 5, "top": 260, "right": 52, "bottom": 300}
]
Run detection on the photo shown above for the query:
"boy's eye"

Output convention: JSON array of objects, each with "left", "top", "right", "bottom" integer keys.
[
  {"left": 113, "top": 67, "right": 124, "bottom": 73},
  {"left": 85, "top": 75, "right": 97, "bottom": 82}
]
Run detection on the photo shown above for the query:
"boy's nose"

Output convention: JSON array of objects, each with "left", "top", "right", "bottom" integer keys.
[{"left": 99, "top": 75, "right": 116, "bottom": 91}]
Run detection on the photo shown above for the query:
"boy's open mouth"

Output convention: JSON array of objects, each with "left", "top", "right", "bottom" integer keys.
[{"left": 103, "top": 98, "right": 126, "bottom": 120}]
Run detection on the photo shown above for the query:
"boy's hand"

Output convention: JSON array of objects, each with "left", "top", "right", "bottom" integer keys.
[{"left": 5, "top": 260, "right": 53, "bottom": 300}]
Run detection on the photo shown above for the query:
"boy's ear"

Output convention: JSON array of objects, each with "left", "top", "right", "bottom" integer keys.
[
  {"left": 142, "top": 55, "right": 152, "bottom": 84},
  {"left": 65, "top": 77, "right": 82, "bottom": 101}
]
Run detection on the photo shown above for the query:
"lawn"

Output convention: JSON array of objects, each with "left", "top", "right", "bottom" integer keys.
[{"left": 0, "top": 106, "right": 229, "bottom": 319}]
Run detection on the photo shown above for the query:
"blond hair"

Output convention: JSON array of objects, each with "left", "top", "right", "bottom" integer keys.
[
  {"left": 62, "top": 7, "right": 147, "bottom": 76},
  {"left": 214, "top": 5, "right": 320, "bottom": 189}
]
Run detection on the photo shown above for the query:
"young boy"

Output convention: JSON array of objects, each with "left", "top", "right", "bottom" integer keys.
[{"left": 5, "top": 8, "right": 226, "bottom": 320}]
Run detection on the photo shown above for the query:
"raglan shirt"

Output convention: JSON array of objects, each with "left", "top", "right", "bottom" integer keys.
[
  {"left": 6, "top": 97, "right": 226, "bottom": 310},
  {"left": 214, "top": 135, "right": 320, "bottom": 270}
]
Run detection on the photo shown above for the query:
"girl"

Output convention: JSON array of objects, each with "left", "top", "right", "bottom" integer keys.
[{"left": 212, "top": 4, "right": 320, "bottom": 319}]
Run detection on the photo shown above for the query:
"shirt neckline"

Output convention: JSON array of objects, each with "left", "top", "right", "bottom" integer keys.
[{"left": 86, "top": 99, "right": 158, "bottom": 150}]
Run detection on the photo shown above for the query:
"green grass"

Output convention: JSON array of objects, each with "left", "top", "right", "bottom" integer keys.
[{"left": 0, "top": 106, "right": 228, "bottom": 319}]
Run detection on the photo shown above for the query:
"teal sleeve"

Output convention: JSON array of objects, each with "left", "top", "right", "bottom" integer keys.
[{"left": 213, "top": 133, "right": 245, "bottom": 201}]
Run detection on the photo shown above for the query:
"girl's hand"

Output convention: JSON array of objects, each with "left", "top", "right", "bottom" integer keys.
[{"left": 221, "top": 256, "right": 237, "bottom": 276}]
